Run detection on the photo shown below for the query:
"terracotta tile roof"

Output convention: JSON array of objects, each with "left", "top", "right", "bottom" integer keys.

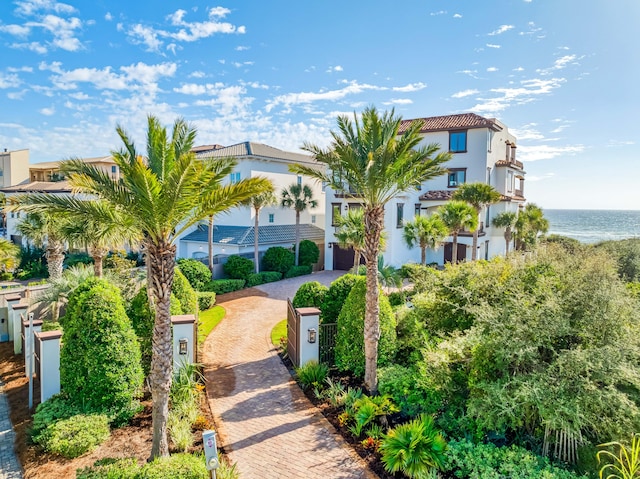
[
  {"left": 196, "top": 141, "right": 315, "bottom": 165},
  {"left": 419, "top": 190, "right": 454, "bottom": 201},
  {"left": 399, "top": 113, "right": 502, "bottom": 134},
  {"left": 494, "top": 159, "right": 525, "bottom": 170},
  {"left": 501, "top": 194, "right": 526, "bottom": 202},
  {"left": 0, "top": 181, "right": 72, "bottom": 193}
]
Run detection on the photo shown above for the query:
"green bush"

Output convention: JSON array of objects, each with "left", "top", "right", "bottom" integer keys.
[
  {"left": 246, "top": 271, "right": 282, "bottom": 287},
  {"left": 64, "top": 252, "right": 93, "bottom": 268},
  {"left": 16, "top": 245, "right": 47, "bottom": 279},
  {"left": 173, "top": 268, "right": 197, "bottom": 314},
  {"left": 387, "top": 291, "right": 406, "bottom": 307},
  {"left": 292, "top": 281, "right": 328, "bottom": 309},
  {"left": 77, "top": 454, "right": 209, "bottom": 479},
  {"left": 61, "top": 279, "right": 143, "bottom": 424},
  {"left": 334, "top": 277, "right": 396, "bottom": 377},
  {"left": 261, "top": 247, "right": 294, "bottom": 274},
  {"left": 296, "top": 360, "right": 329, "bottom": 390},
  {"left": 30, "top": 394, "right": 82, "bottom": 444},
  {"left": 76, "top": 457, "right": 140, "bottom": 479},
  {"left": 197, "top": 292, "right": 216, "bottom": 311},
  {"left": 203, "top": 279, "right": 245, "bottom": 294},
  {"left": 223, "top": 255, "right": 254, "bottom": 280},
  {"left": 103, "top": 252, "right": 136, "bottom": 271},
  {"left": 176, "top": 259, "right": 212, "bottom": 291},
  {"left": 297, "top": 240, "right": 320, "bottom": 267},
  {"left": 0, "top": 271, "right": 12, "bottom": 281},
  {"left": 595, "top": 238, "right": 640, "bottom": 282},
  {"left": 321, "top": 274, "right": 359, "bottom": 323},
  {"left": 284, "top": 265, "right": 312, "bottom": 278},
  {"left": 43, "top": 414, "right": 110, "bottom": 458},
  {"left": 378, "top": 365, "right": 440, "bottom": 417}
]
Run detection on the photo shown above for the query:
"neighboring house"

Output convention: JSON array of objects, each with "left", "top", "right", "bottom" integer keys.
[
  {"left": 324, "top": 113, "right": 525, "bottom": 270},
  {"left": 177, "top": 141, "right": 326, "bottom": 261}
]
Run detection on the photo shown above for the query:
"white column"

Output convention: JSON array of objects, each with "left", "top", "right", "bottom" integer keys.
[
  {"left": 12, "top": 303, "right": 28, "bottom": 355},
  {"left": 4, "top": 293, "right": 22, "bottom": 342},
  {"left": 296, "top": 307, "right": 320, "bottom": 366},
  {"left": 171, "top": 315, "right": 196, "bottom": 375},
  {"left": 23, "top": 318, "right": 42, "bottom": 378},
  {"left": 35, "top": 330, "right": 61, "bottom": 403}
]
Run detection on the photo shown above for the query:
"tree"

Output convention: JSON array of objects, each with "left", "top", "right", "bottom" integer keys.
[
  {"left": 452, "top": 182, "right": 501, "bottom": 261},
  {"left": 294, "top": 106, "right": 451, "bottom": 392},
  {"left": 15, "top": 211, "right": 67, "bottom": 280},
  {"left": 0, "top": 237, "right": 19, "bottom": 274},
  {"left": 12, "top": 115, "right": 271, "bottom": 459},
  {"left": 242, "top": 187, "right": 276, "bottom": 273},
  {"left": 514, "top": 203, "right": 549, "bottom": 251},
  {"left": 281, "top": 183, "right": 317, "bottom": 266},
  {"left": 438, "top": 200, "right": 478, "bottom": 265},
  {"left": 334, "top": 208, "right": 365, "bottom": 270},
  {"left": 491, "top": 211, "right": 518, "bottom": 255},
  {"left": 403, "top": 214, "right": 448, "bottom": 265}
]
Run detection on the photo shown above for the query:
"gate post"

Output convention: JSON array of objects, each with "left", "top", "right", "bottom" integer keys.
[
  {"left": 296, "top": 307, "right": 321, "bottom": 366},
  {"left": 35, "top": 330, "right": 61, "bottom": 402},
  {"left": 171, "top": 315, "right": 196, "bottom": 375},
  {"left": 23, "top": 317, "right": 42, "bottom": 378},
  {"left": 5, "top": 294, "right": 22, "bottom": 342},
  {"left": 12, "top": 303, "right": 28, "bottom": 355}
]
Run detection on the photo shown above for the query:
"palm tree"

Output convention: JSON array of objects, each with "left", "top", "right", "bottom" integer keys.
[
  {"left": 515, "top": 203, "right": 549, "bottom": 250},
  {"left": 335, "top": 208, "right": 366, "bottom": 270},
  {"left": 403, "top": 214, "right": 448, "bottom": 265},
  {"left": 242, "top": 186, "right": 277, "bottom": 273},
  {"left": 377, "top": 256, "right": 402, "bottom": 293},
  {"left": 438, "top": 200, "right": 478, "bottom": 265},
  {"left": 452, "top": 182, "right": 501, "bottom": 261},
  {"left": 491, "top": 211, "right": 518, "bottom": 254},
  {"left": 12, "top": 115, "right": 271, "bottom": 459},
  {"left": 15, "top": 211, "right": 67, "bottom": 280},
  {"left": 206, "top": 215, "right": 214, "bottom": 273},
  {"left": 0, "top": 237, "right": 19, "bottom": 274},
  {"left": 281, "top": 183, "right": 318, "bottom": 266},
  {"left": 294, "top": 106, "right": 451, "bottom": 392}
]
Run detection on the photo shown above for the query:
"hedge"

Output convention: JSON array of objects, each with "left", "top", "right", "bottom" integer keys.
[
  {"left": 42, "top": 414, "right": 110, "bottom": 458},
  {"left": 246, "top": 271, "right": 282, "bottom": 287},
  {"left": 262, "top": 247, "right": 294, "bottom": 274},
  {"left": 321, "top": 274, "right": 359, "bottom": 323},
  {"left": 297, "top": 240, "right": 320, "bottom": 267},
  {"left": 292, "top": 281, "right": 328, "bottom": 309},
  {"left": 284, "top": 265, "right": 312, "bottom": 279},
  {"left": 197, "top": 292, "right": 216, "bottom": 311},
  {"left": 203, "top": 279, "right": 245, "bottom": 294},
  {"left": 223, "top": 255, "right": 254, "bottom": 281}
]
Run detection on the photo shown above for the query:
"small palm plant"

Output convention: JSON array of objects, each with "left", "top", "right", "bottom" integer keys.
[
  {"left": 380, "top": 414, "right": 447, "bottom": 479},
  {"left": 597, "top": 434, "right": 640, "bottom": 479}
]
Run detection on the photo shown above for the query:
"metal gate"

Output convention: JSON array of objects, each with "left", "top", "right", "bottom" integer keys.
[
  {"left": 319, "top": 322, "right": 337, "bottom": 366},
  {"left": 286, "top": 298, "right": 300, "bottom": 367}
]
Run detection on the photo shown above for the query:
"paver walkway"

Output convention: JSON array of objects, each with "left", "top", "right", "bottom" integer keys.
[
  {"left": 0, "top": 378, "right": 22, "bottom": 479},
  {"left": 203, "top": 271, "right": 378, "bottom": 479}
]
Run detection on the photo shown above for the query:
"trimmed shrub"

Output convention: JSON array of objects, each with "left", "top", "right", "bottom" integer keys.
[
  {"left": 176, "top": 258, "right": 212, "bottom": 291},
  {"left": 284, "top": 265, "right": 312, "bottom": 278},
  {"left": 42, "top": 414, "right": 110, "bottom": 458},
  {"left": 173, "top": 268, "right": 197, "bottom": 314},
  {"left": 261, "top": 247, "right": 294, "bottom": 274},
  {"left": 334, "top": 277, "right": 397, "bottom": 377},
  {"left": 246, "top": 271, "right": 282, "bottom": 287},
  {"left": 322, "top": 274, "right": 359, "bottom": 323},
  {"left": 203, "top": 279, "right": 245, "bottom": 294},
  {"left": 223, "top": 255, "right": 254, "bottom": 281},
  {"left": 197, "top": 292, "right": 216, "bottom": 311},
  {"left": 30, "top": 394, "right": 81, "bottom": 444},
  {"left": 297, "top": 240, "right": 320, "bottom": 267},
  {"left": 61, "top": 279, "right": 143, "bottom": 424},
  {"left": 76, "top": 458, "right": 139, "bottom": 479},
  {"left": 292, "top": 281, "right": 328, "bottom": 309}
]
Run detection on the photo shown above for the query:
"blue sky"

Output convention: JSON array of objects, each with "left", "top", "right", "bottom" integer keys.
[{"left": 0, "top": 0, "right": 637, "bottom": 210}]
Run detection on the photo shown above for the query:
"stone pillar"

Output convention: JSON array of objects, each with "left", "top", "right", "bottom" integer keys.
[
  {"left": 4, "top": 294, "right": 22, "bottom": 342},
  {"left": 23, "top": 317, "right": 42, "bottom": 378},
  {"left": 12, "top": 303, "right": 28, "bottom": 355},
  {"left": 35, "top": 330, "right": 61, "bottom": 403},
  {"left": 296, "top": 307, "right": 321, "bottom": 366},
  {"left": 171, "top": 315, "right": 196, "bottom": 374}
]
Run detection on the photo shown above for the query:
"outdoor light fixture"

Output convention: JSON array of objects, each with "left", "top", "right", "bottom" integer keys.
[
  {"left": 179, "top": 338, "right": 188, "bottom": 355},
  {"left": 307, "top": 328, "right": 317, "bottom": 344}
]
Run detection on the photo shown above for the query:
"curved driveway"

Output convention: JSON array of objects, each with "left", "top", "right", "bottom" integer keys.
[{"left": 202, "top": 271, "right": 377, "bottom": 479}]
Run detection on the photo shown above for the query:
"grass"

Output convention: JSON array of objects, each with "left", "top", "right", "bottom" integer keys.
[
  {"left": 197, "top": 305, "right": 226, "bottom": 347},
  {"left": 271, "top": 319, "right": 287, "bottom": 347}
]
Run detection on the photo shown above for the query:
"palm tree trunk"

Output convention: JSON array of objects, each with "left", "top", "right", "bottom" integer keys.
[
  {"left": 207, "top": 216, "right": 214, "bottom": 274},
  {"left": 254, "top": 206, "right": 260, "bottom": 273},
  {"left": 145, "top": 238, "right": 176, "bottom": 459},
  {"left": 420, "top": 244, "right": 426, "bottom": 266},
  {"left": 452, "top": 232, "right": 459, "bottom": 265},
  {"left": 46, "top": 240, "right": 65, "bottom": 280},
  {"left": 88, "top": 245, "right": 107, "bottom": 278},
  {"left": 363, "top": 205, "right": 384, "bottom": 394},
  {"left": 471, "top": 230, "right": 478, "bottom": 261},
  {"left": 353, "top": 249, "right": 361, "bottom": 270},
  {"left": 505, "top": 227, "right": 512, "bottom": 254},
  {"left": 294, "top": 211, "right": 301, "bottom": 266}
]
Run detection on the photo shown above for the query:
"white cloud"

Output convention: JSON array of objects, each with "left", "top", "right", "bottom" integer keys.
[
  {"left": 608, "top": 140, "right": 635, "bottom": 147},
  {"left": 458, "top": 69, "right": 480, "bottom": 79},
  {"left": 105, "top": 12, "right": 113, "bottom": 21},
  {"left": 382, "top": 98, "right": 413, "bottom": 105},
  {"left": 12, "top": 41, "right": 47, "bottom": 54},
  {"left": 526, "top": 173, "right": 555, "bottom": 182},
  {"left": 235, "top": 45, "right": 250, "bottom": 51},
  {"left": 488, "top": 24, "right": 514, "bottom": 36},
  {"left": 326, "top": 65, "right": 343, "bottom": 73},
  {"left": 486, "top": 43, "right": 501, "bottom": 49},
  {"left": 518, "top": 144, "right": 584, "bottom": 162},
  {"left": 7, "top": 90, "right": 28, "bottom": 100},
  {"left": 519, "top": 21, "right": 545, "bottom": 38},
  {"left": 430, "top": 10, "right": 447, "bottom": 16},
  {"left": 511, "top": 124, "right": 545, "bottom": 141},
  {"left": 40, "top": 106, "right": 55, "bottom": 115},
  {"left": 537, "top": 54, "right": 579, "bottom": 75},
  {"left": 0, "top": 24, "right": 31, "bottom": 37},
  {"left": 470, "top": 77, "right": 565, "bottom": 113},
  {"left": 513, "top": 66, "right": 525, "bottom": 72},
  {"left": 453, "top": 13, "right": 462, "bottom": 18},
  {"left": 0, "top": 73, "right": 21, "bottom": 89},
  {"left": 452, "top": 89, "right": 478, "bottom": 99},
  {"left": 392, "top": 82, "right": 426, "bottom": 92},
  {"left": 15, "top": 0, "right": 75, "bottom": 16},
  {"left": 487, "top": 67, "right": 498, "bottom": 72},
  {"left": 7, "top": 66, "right": 33, "bottom": 73}
]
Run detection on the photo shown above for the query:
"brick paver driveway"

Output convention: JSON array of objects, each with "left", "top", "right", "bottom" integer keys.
[{"left": 203, "top": 271, "right": 378, "bottom": 478}]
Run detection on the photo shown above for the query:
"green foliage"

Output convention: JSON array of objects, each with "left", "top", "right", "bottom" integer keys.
[
  {"left": 16, "top": 245, "right": 47, "bottom": 279},
  {"left": 0, "top": 271, "right": 12, "bottom": 281},
  {"left": 261, "top": 246, "right": 294, "bottom": 274},
  {"left": 285, "top": 264, "right": 312, "bottom": 278},
  {"left": 196, "top": 291, "right": 216, "bottom": 311},
  {"left": 378, "top": 365, "right": 440, "bottom": 418},
  {"left": 61, "top": 279, "right": 143, "bottom": 424},
  {"left": 296, "top": 360, "right": 329, "bottom": 390},
  {"left": 203, "top": 279, "right": 245, "bottom": 294},
  {"left": 380, "top": 415, "right": 447, "bottom": 479},
  {"left": 444, "top": 439, "right": 587, "bottom": 479},
  {"left": 321, "top": 273, "right": 359, "bottom": 323},
  {"left": 64, "top": 252, "right": 93, "bottom": 268},
  {"left": 76, "top": 457, "right": 140, "bottom": 479},
  {"left": 297, "top": 240, "right": 320, "bottom": 267},
  {"left": 292, "top": 281, "right": 328, "bottom": 309},
  {"left": 246, "top": 271, "right": 282, "bottom": 287},
  {"left": 348, "top": 395, "right": 399, "bottom": 438},
  {"left": 176, "top": 258, "right": 212, "bottom": 291},
  {"left": 77, "top": 454, "right": 209, "bottom": 479},
  {"left": 387, "top": 290, "right": 406, "bottom": 307},
  {"left": 173, "top": 268, "right": 197, "bottom": 314},
  {"left": 30, "top": 394, "right": 82, "bottom": 444},
  {"left": 223, "top": 255, "right": 254, "bottom": 280},
  {"left": 597, "top": 435, "right": 640, "bottom": 479},
  {"left": 103, "top": 251, "right": 136, "bottom": 272},
  {"left": 596, "top": 239, "right": 640, "bottom": 282},
  {"left": 169, "top": 363, "right": 203, "bottom": 452},
  {"left": 543, "top": 234, "right": 583, "bottom": 253},
  {"left": 334, "top": 277, "right": 396, "bottom": 377},
  {"left": 41, "top": 414, "right": 110, "bottom": 458}
]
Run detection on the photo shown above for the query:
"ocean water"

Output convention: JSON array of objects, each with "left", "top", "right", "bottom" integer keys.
[{"left": 543, "top": 209, "right": 640, "bottom": 244}]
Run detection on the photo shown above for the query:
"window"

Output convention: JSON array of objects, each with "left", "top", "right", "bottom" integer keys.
[
  {"left": 396, "top": 203, "right": 404, "bottom": 228},
  {"left": 348, "top": 203, "right": 362, "bottom": 211},
  {"left": 268, "top": 213, "right": 274, "bottom": 223},
  {"left": 331, "top": 203, "right": 342, "bottom": 226},
  {"left": 111, "top": 165, "right": 117, "bottom": 174},
  {"left": 449, "top": 130, "right": 467, "bottom": 153},
  {"left": 415, "top": 204, "right": 421, "bottom": 217},
  {"left": 230, "top": 172, "right": 241, "bottom": 184},
  {"left": 506, "top": 171, "right": 514, "bottom": 193},
  {"left": 311, "top": 215, "right": 316, "bottom": 224},
  {"left": 10, "top": 212, "right": 14, "bottom": 219},
  {"left": 297, "top": 175, "right": 302, "bottom": 186},
  {"left": 448, "top": 169, "right": 466, "bottom": 188}
]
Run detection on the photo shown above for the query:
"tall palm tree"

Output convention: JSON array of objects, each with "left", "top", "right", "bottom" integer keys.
[
  {"left": 403, "top": 214, "right": 449, "bottom": 265},
  {"left": 15, "top": 211, "right": 67, "bottom": 280},
  {"left": 335, "top": 208, "right": 366, "bottom": 270},
  {"left": 491, "top": 211, "right": 518, "bottom": 254},
  {"left": 438, "top": 200, "right": 478, "bottom": 265},
  {"left": 281, "top": 183, "right": 318, "bottom": 266},
  {"left": 294, "top": 106, "right": 451, "bottom": 392},
  {"left": 12, "top": 115, "right": 271, "bottom": 459},
  {"left": 452, "top": 182, "right": 501, "bottom": 261},
  {"left": 515, "top": 203, "right": 549, "bottom": 251},
  {"left": 242, "top": 186, "right": 276, "bottom": 273}
]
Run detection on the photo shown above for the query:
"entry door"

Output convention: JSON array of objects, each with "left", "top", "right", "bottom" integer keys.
[{"left": 444, "top": 242, "right": 467, "bottom": 264}]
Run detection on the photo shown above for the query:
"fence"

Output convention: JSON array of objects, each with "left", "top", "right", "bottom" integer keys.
[
  {"left": 286, "top": 298, "right": 300, "bottom": 367},
  {"left": 319, "top": 322, "right": 337, "bottom": 366}
]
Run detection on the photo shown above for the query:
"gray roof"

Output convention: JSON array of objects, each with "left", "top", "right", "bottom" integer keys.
[
  {"left": 182, "top": 224, "right": 325, "bottom": 246},
  {"left": 196, "top": 141, "right": 316, "bottom": 165}
]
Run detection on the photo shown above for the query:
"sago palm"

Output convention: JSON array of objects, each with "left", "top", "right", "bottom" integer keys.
[
  {"left": 438, "top": 200, "right": 478, "bottom": 265},
  {"left": 11, "top": 115, "right": 271, "bottom": 459},
  {"left": 452, "top": 182, "right": 501, "bottom": 260},
  {"left": 243, "top": 186, "right": 276, "bottom": 273},
  {"left": 491, "top": 211, "right": 518, "bottom": 254},
  {"left": 281, "top": 183, "right": 317, "bottom": 266},
  {"left": 403, "top": 214, "right": 448, "bottom": 265},
  {"left": 15, "top": 211, "right": 67, "bottom": 280},
  {"left": 294, "top": 106, "right": 451, "bottom": 392}
]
